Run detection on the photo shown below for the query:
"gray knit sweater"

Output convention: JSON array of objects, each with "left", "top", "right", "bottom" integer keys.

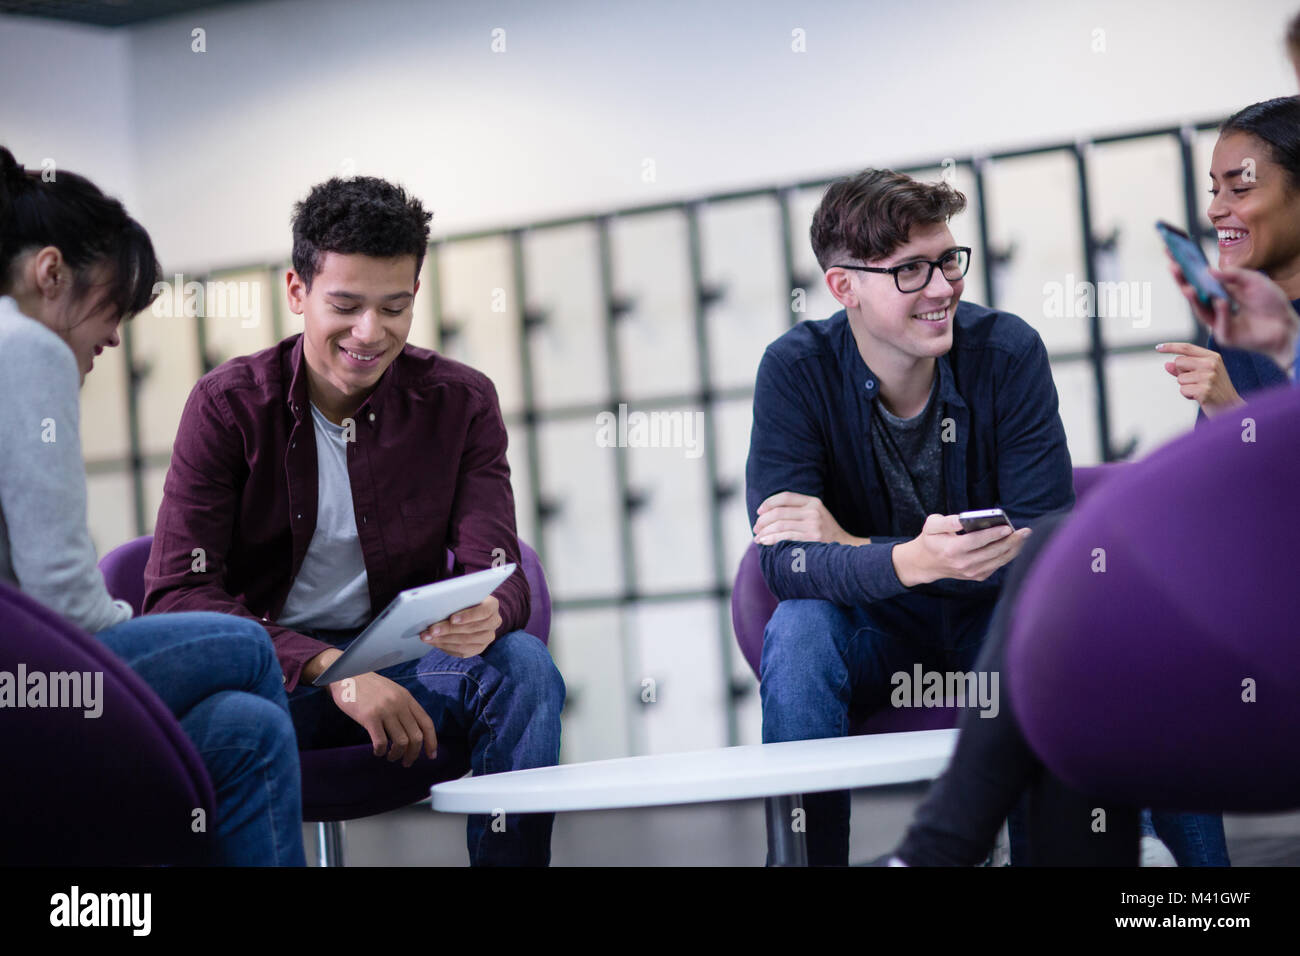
[{"left": 0, "top": 295, "right": 132, "bottom": 633}]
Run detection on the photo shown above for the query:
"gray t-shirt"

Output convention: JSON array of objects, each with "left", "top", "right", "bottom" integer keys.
[
  {"left": 869, "top": 378, "right": 946, "bottom": 537},
  {"left": 276, "top": 403, "right": 372, "bottom": 631},
  {"left": 0, "top": 296, "right": 132, "bottom": 632}
]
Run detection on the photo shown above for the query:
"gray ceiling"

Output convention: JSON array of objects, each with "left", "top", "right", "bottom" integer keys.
[{"left": 0, "top": 0, "right": 260, "bottom": 28}]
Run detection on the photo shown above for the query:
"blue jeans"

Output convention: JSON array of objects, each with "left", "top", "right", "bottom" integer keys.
[
  {"left": 97, "top": 612, "right": 306, "bottom": 866},
  {"left": 1141, "top": 809, "right": 1230, "bottom": 866},
  {"left": 289, "top": 629, "right": 565, "bottom": 866},
  {"left": 761, "top": 597, "right": 995, "bottom": 866}
]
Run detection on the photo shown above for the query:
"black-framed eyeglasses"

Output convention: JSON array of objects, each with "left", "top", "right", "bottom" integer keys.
[{"left": 832, "top": 247, "right": 971, "bottom": 293}]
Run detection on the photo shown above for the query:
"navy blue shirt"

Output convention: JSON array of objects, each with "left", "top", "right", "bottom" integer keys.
[{"left": 745, "top": 302, "right": 1074, "bottom": 616}]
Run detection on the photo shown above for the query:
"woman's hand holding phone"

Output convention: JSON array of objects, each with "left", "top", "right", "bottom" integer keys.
[{"left": 1166, "top": 255, "right": 1299, "bottom": 374}]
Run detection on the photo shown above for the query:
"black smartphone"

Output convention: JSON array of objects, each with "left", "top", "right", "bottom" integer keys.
[
  {"left": 956, "top": 508, "right": 1014, "bottom": 534},
  {"left": 1156, "top": 220, "right": 1234, "bottom": 308}
]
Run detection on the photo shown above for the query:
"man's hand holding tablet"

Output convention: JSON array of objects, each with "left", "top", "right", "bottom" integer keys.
[
  {"left": 299, "top": 566, "right": 515, "bottom": 766},
  {"left": 420, "top": 594, "right": 503, "bottom": 658}
]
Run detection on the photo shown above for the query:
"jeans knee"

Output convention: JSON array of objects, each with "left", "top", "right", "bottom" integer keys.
[
  {"left": 762, "top": 600, "right": 847, "bottom": 673},
  {"left": 495, "top": 631, "right": 565, "bottom": 712},
  {"left": 173, "top": 611, "right": 274, "bottom": 657},
  {"left": 241, "top": 695, "right": 299, "bottom": 764},
  {"left": 188, "top": 690, "right": 298, "bottom": 782},
  {"left": 214, "top": 616, "right": 279, "bottom": 680}
]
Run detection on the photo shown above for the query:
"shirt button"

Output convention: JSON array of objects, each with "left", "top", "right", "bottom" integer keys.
[
  {"left": 866, "top": 379, "right": 876, "bottom": 390},
  {"left": 368, "top": 412, "right": 376, "bottom": 422},
  {"left": 296, "top": 513, "right": 302, "bottom": 520},
  {"left": 291, "top": 441, "right": 296, "bottom": 449}
]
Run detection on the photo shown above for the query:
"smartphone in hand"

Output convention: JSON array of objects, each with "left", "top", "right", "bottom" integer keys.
[
  {"left": 1156, "top": 220, "right": 1234, "bottom": 308},
  {"left": 956, "top": 508, "right": 1014, "bottom": 534}
]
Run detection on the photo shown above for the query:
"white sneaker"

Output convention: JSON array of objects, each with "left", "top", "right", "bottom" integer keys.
[{"left": 1140, "top": 834, "right": 1178, "bottom": 867}]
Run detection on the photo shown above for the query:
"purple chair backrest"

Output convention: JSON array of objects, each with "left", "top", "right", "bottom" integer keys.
[
  {"left": 1008, "top": 388, "right": 1300, "bottom": 812},
  {"left": 104, "top": 535, "right": 551, "bottom": 644},
  {"left": 0, "top": 580, "right": 214, "bottom": 864},
  {"left": 1070, "top": 462, "right": 1126, "bottom": 505},
  {"left": 517, "top": 541, "right": 552, "bottom": 644},
  {"left": 99, "top": 534, "right": 153, "bottom": 616},
  {"left": 731, "top": 465, "right": 1124, "bottom": 679}
]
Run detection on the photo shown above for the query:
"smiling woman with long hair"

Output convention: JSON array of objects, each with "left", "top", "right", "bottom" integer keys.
[
  {"left": 0, "top": 146, "right": 305, "bottom": 866},
  {"left": 1156, "top": 96, "right": 1300, "bottom": 414}
]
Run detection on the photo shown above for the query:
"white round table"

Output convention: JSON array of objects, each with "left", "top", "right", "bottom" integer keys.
[{"left": 430, "top": 729, "right": 958, "bottom": 865}]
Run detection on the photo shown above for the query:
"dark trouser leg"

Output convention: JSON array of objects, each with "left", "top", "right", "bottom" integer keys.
[
  {"left": 895, "top": 510, "right": 1124, "bottom": 865},
  {"left": 1025, "top": 775, "right": 1140, "bottom": 866}
]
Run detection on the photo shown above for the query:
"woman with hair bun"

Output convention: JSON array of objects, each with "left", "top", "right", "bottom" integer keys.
[
  {"left": 0, "top": 146, "right": 305, "bottom": 866},
  {"left": 1157, "top": 96, "right": 1300, "bottom": 415}
]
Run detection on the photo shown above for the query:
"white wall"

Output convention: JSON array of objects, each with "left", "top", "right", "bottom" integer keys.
[
  {"left": 0, "top": 15, "right": 135, "bottom": 210},
  {"left": 114, "top": 0, "right": 1300, "bottom": 270},
  {"left": 5, "top": 0, "right": 1296, "bottom": 268}
]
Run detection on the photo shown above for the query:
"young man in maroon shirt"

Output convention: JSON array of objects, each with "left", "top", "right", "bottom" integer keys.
[{"left": 145, "top": 176, "right": 564, "bottom": 866}]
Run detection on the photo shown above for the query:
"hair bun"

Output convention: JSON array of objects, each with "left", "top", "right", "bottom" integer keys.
[{"left": 0, "top": 147, "right": 28, "bottom": 190}]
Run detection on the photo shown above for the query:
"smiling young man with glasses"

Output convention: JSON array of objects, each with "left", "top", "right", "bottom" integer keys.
[{"left": 745, "top": 167, "right": 1073, "bottom": 865}]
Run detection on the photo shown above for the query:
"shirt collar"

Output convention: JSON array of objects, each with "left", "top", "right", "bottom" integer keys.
[
  {"left": 835, "top": 309, "right": 967, "bottom": 412},
  {"left": 285, "top": 335, "right": 310, "bottom": 420},
  {"left": 283, "top": 333, "right": 402, "bottom": 423}
]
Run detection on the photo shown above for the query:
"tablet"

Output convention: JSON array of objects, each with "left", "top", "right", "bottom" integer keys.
[{"left": 312, "top": 563, "right": 517, "bottom": 685}]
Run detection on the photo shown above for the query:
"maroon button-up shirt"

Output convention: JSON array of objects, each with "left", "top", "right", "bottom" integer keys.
[{"left": 143, "top": 334, "right": 529, "bottom": 691}]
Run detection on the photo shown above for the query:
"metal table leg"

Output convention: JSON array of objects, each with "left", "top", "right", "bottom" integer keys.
[
  {"left": 765, "top": 793, "right": 808, "bottom": 866},
  {"left": 317, "top": 820, "right": 346, "bottom": 867}
]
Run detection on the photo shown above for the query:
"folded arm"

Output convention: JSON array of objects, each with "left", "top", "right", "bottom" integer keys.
[{"left": 745, "top": 349, "right": 912, "bottom": 604}]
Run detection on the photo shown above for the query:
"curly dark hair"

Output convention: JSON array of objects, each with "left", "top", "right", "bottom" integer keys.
[
  {"left": 810, "top": 168, "right": 966, "bottom": 271},
  {"left": 291, "top": 176, "right": 432, "bottom": 289}
]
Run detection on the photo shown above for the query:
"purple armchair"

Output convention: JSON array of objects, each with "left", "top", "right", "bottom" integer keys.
[
  {"left": 99, "top": 536, "right": 553, "bottom": 866},
  {"left": 0, "top": 579, "right": 215, "bottom": 864},
  {"left": 1009, "top": 390, "right": 1300, "bottom": 813},
  {"left": 731, "top": 465, "right": 1125, "bottom": 735}
]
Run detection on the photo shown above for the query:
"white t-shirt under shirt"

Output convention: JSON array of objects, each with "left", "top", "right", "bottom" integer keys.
[{"left": 276, "top": 403, "right": 372, "bottom": 632}]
